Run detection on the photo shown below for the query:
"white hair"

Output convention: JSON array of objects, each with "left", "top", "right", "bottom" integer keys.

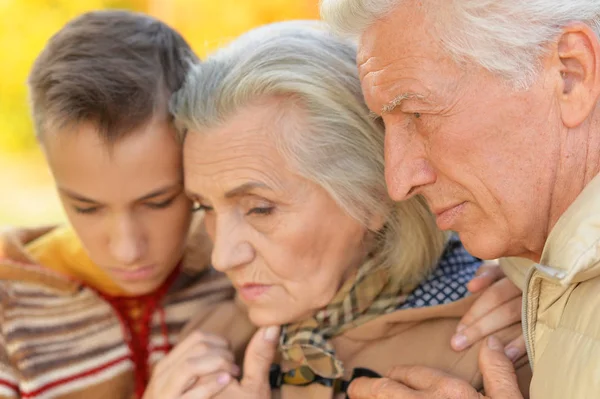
[
  {"left": 321, "top": 0, "right": 600, "bottom": 88},
  {"left": 171, "top": 20, "right": 447, "bottom": 289}
]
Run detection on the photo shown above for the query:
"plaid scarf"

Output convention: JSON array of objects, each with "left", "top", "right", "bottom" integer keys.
[{"left": 279, "top": 257, "right": 408, "bottom": 379}]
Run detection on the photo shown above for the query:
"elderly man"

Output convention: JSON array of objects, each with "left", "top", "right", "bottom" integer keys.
[{"left": 321, "top": 1, "right": 600, "bottom": 398}]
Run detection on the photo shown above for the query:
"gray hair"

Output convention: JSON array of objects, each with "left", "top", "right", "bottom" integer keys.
[
  {"left": 321, "top": 0, "right": 600, "bottom": 88},
  {"left": 171, "top": 20, "right": 447, "bottom": 289}
]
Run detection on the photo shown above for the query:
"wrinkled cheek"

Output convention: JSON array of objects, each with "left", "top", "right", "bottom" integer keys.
[
  {"left": 276, "top": 283, "right": 326, "bottom": 320},
  {"left": 243, "top": 287, "right": 302, "bottom": 326},
  {"left": 383, "top": 132, "right": 398, "bottom": 190},
  {"left": 305, "top": 280, "right": 341, "bottom": 313}
]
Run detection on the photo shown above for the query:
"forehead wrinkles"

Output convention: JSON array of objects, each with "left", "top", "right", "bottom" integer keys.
[
  {"left": 362, "top": 55, "right": 433, "bottom": 84},
  {"left": 357, "top": 0, "right": 447, "bottom": 74},
  {"left": 184, "top": 132, "right": 290, "bottom": 195},
  {"left": 360, "top": 57, "right": 434, "bottom": 111}
]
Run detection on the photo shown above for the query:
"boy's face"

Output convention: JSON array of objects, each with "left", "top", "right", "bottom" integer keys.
[{"left": 42, "top": 117, "right": 192, "bottom": 295}]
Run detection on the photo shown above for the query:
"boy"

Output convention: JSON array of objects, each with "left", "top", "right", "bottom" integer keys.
[{"left": 0, "top": 10, "right": 252, "bottom": 399}]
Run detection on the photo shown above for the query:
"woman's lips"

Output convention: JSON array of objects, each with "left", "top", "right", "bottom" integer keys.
[{"left": 237, "top": 284, "right": 271, "bottom": 301}]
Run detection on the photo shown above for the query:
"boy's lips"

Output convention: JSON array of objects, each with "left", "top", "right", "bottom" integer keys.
[{"left": 107, "top": 264, "right": 157, "bottom": 281}]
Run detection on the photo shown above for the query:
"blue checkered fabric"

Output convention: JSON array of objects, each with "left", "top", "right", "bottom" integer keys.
[{"left": 399, "top": 235, "right": 482, "bottom": 310}]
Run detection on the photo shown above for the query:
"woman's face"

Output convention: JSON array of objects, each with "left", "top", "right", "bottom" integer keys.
[{"left": 183, "top": 100, "right": 369, "bottom": 326}]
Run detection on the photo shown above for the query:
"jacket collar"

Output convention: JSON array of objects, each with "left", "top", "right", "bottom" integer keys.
[
  {"left": 0, "top": 260, "right": 81, "bottom": 293},
  {"left": 539, "top": 173, "right": 600, "bottom": 284}
]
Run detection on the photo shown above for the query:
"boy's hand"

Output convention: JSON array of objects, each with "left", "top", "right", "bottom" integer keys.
[{"left": 143, "top": 331, "right": 240, "bottom": 399}]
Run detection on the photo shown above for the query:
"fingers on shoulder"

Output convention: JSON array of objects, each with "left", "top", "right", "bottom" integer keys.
[{"left": 457, "top": 296, "right": 522, "bottom": 348}]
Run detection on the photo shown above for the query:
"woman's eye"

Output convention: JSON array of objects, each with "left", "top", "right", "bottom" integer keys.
[
  {"left": 146, "top": 197, "right": 176, "bottom": 209},
  {"left": 247, "top": 207, "right": 274, "bottom": 216}
]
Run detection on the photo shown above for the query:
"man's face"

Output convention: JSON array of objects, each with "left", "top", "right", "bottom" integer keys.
[
  {"left": 358, "top": 1, "right": 564, "bottom": 260},
  {"left": 43, "top": 117, "right": 192, "bottom": 295}
]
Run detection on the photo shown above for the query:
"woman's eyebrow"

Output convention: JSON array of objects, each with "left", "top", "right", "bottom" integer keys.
[
  {"left": 185, "top": 182, "right": 274, "bottom": 203},
  {"left": 224, "top": 182, "right": 271, "bottom": 199}
]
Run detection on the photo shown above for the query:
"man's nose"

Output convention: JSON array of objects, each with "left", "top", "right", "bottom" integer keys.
[{"left": 384, "top": 126, "right": 436, "bottom": 201}]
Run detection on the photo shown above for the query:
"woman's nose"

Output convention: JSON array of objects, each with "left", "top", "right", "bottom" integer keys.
[{"left": 209, "top": 215, "right": 254, "bottom": 272}]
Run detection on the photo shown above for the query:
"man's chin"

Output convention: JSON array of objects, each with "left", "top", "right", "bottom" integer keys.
[{"left": 457, "top": 230, "right": 509, "bottom": 260}]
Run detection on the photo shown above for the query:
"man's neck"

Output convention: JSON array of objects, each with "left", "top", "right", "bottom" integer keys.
[
  {"left": 516, "top": 123, "right": 597, "bottom": 263},
  {"left": 544, "top": 123, "right": 600, "bottom": 252}
]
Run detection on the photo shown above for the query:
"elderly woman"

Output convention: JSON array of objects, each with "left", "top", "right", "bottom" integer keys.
[{"left": 164, "top": 21, "right": 531, "bottom": 398}]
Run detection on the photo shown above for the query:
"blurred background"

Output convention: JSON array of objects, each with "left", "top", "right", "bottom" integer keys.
[{"left": 0, "top": 0, "right": 319, "bottom": 225}]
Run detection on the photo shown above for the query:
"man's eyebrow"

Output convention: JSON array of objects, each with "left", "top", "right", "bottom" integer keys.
[
  {"left": 225, "top": 182, "right": 271, "bottom": 199},
  {"left": 381, "top": 92, "right": 426, "bottom": 114}
]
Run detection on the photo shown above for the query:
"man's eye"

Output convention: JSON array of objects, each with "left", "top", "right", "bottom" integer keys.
[{"left": 247, "top": 207, "right": 274, "bottom": 216}]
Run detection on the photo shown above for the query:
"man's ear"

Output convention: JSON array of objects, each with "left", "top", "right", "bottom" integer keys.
[{"left": 553, "top": 22, "right": 600, "bottom": 128}]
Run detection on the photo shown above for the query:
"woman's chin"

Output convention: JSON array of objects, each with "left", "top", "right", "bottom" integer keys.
[{"left": 247, "top": 306, "right": 300, "bottom": 327}]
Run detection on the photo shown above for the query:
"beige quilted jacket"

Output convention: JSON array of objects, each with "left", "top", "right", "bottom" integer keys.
[{"left": 502, "top": 173, "right": 600, "bottom": 398}]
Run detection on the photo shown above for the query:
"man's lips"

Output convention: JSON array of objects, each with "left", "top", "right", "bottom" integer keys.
[{"left": 433, "top": 202, "right": 467, "bottom": 230}]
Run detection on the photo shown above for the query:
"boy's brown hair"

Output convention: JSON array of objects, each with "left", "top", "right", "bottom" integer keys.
[{"left": 28, "top": 10, "right": 198, "bottom": 142}]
